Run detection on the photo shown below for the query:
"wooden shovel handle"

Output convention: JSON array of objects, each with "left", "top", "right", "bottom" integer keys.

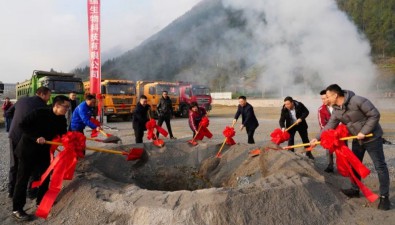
[
  {"left": 284, "top": 133, "right": 374, "bottom": 149},
  {"left": 45, "top": 141, "right": 125, "bottom": 155}
]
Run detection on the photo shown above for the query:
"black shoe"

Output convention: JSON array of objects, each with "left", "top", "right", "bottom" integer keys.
[
  {"left": 12, "top": 210, "right": 31, "bottom": 221},
  {"left": 324, "top": 165, "right": 334, "bottom": 173},
  {"left": 170, "top": 136, "right": 177, "bottom": 139},
  {"left": 306, "top": 152, "right": 315, "bottom": 160},
  {"left": 8, "top": 192, "right": 13, "bottom": 198},
  {"left": 341, "top": 188, "right": 360, "bottom": 198},
  {"left": 378, "top": 196, "right": 390, "bottom": 210}
]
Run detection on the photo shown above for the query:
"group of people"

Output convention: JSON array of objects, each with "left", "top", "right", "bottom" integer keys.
[
  {"left": 272, "top": 84, "right": 390, "bottom": 211},
  {"left": 2, "top": 83, "right": 390, "bottom": 221},
  {"left": 4, "top": 89, "right": 107, "bottom": 221}
]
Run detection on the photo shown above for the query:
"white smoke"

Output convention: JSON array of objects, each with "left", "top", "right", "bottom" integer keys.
[{"left": 221, "top": 0, "right": 377, "bottom": 96}]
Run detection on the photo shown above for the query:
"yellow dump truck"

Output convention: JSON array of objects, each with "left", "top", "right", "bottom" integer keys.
[
  {"left": 84, "top": 79, "right": 136, "bottom": 121},
  {"left": 136, "top": 81, "right": 180, "bottom": 116}
]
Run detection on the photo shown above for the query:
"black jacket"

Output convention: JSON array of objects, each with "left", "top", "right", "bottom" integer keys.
[
  {"left": 16, "top": 108, "right": 67, "bottom": 160},
  {"left": 8, "top": 96, "right": 48, "bottom": 143},
  {"left": 234, "top": 103, "right": 259, "bottom": 129},
  {"left": 133, "top": 102, "right": 151, "bottom": 131},
  {"left": 157, "top": 96, "right": 173, "bottom": 118},
  {"left": 279, "top": 100, "right": 309, "bottom": 130}
]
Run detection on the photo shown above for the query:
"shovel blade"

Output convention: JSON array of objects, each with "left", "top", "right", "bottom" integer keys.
[
  {"left": 187, "top": 140, "right": 198, "bottom": 146},
  {"left": 153, "top": 139, "right": 164, "bottom": 147},
  {"left": 126, "top": 148, "right": 144, "bottom": 161},
  {"left": 102, "top": 135, "right": 121, "bottom": 143}
]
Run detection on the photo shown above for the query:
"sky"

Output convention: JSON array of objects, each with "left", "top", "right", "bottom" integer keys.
[{"left": 0, "top": 0, "right": 201, "bottom": 83}]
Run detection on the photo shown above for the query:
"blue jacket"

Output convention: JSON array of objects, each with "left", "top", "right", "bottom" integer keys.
[{"left": 70, "top": 101, "right": 97, "bottom": 131}]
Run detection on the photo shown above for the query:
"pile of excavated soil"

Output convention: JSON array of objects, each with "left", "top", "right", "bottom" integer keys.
[{"left": 2, "top": 140, "right": 361, "bottom": 225}]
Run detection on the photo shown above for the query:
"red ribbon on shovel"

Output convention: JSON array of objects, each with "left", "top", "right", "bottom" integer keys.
[
  {"left": 32, "top": 132, "right": 86, "bottom": 219},
  {"left": 321, "top": 125, "right": 378, "bottom": 203},
  {"left": 146, "top": 118, "right": 168, "bottom": 147},
  {"left": 194, "top": 117, "right": 213, "bottom": 140},
  {"left": 270, "top": 122, "right": 297, "bottom": 144}
]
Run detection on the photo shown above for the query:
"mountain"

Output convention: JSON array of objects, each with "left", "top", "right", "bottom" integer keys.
[
  {"left": 75, "top": 0, "right": 256, "bottom": 93},
  {"left": 74, "top": 0, "right": 395, "bottom": 96}
]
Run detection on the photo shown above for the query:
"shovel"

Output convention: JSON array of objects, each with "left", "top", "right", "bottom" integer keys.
[
  {"left": 147, "top": 110, "right": 165, "bottom": 148},
  {"left": 99, "top": 130, "right": 122, "bottom": 143},
  {"left": 188, "top": 125, "right": 202, "bottom": 146},
  {"left": 215, "top": 120, "right": 237, "bottom": 158},
  {"left": 282, "top": 133, "right": 374, "bottom": 150},
  {"left": 86, "top": 136, "right": 121, "bottom": 144},
  {"left": 46, "top": 141, "right": 143, "bottom": 161}
]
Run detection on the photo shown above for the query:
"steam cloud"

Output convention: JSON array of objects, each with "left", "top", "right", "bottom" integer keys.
[{"left": 219, "top": 0, "right": 377, "bottom": 96}]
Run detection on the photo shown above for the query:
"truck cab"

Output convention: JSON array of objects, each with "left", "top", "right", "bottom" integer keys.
[
  {"left": 136, "top": 81, "right": 180, "bottom": 116},
  {"left": 178, "top": 83, "right": 212, "bottom": 118}
]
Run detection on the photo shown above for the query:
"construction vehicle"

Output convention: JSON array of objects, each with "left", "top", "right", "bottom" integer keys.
[
  {"left": 84, "top": 79, "right": 136, "bottom": 121},
  {"left": 136, "top": 81, "right": 180, "bottom": 116},
  {"left": 16, "top": 70, "right": 84, "bottom": 104},
  {"left": 177, "top": 82, "right": 212, "bottom": 117}
]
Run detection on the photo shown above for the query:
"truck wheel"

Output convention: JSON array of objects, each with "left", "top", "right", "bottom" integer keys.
[{"left": 181, "top": 106, "right": 189, "bottom": 118}]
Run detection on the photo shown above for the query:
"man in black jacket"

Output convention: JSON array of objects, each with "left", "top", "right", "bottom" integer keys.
[
  {"left": 12, "top": 95, "right": 70, "bottom": 221},
  {"left": 7, "top": 87, "right": 51, "bottom": 199},
  {"left": 133, "top": 95, "right": 151, "bottom": 143},
  {"left": 279, "top": 96, "right": 314, "bottom": 159},
  {"left": 233, "top": 96, "right": 259, "bottom": 144},
  {"left": 156, "top": 91, "right": 176, "bottom": 139}
]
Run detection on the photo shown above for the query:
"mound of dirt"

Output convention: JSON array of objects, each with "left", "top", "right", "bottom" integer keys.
[{"left": 31, "top": 141, "right": 356, "bottom": 225}]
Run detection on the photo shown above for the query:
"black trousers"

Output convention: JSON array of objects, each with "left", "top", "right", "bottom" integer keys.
[
  {"left": 246, "top": 126, "right": 257, "bottom": 144},
  {"left": 134, "top": 128, "right": 144, "bottom": 143},
  {"left": 13, "top": 156, "right": 50, "bottom": 211},
  {"left": 9, "top": 139, "right": 41, "bottom": 198},
  {"left": 287, "top": 126, "right": 310, "bottom": 151},
  {"left": 156, "top": 116, "right": 174, "bottom": 138},
  {"left": 8, "top": 138, "right": 18, "bottom": 196}
]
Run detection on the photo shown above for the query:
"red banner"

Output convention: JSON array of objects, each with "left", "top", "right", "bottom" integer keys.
[
  {"left": 87, "top": 0, "right": 102, "bottom": 119},
  {"left": 88, "top": 0, "right": 101, "bottom": 95}
]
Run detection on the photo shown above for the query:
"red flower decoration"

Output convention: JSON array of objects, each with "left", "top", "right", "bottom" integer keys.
[{"left": 223, "top": 126, "right": 236, "bottom": 145}]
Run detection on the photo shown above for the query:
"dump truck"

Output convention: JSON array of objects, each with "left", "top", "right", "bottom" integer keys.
[
  {"left": 84, "top": 79, "right": 136, "bottom": 121},
  {"left": 16, "top": 70, "right": 84, "bottom": 104},
  {"left": 177, "top": 82, "right": 212, "bottom": 117},
  {"left": 136, "top": 81, "right": 180, "bottom": 116}
]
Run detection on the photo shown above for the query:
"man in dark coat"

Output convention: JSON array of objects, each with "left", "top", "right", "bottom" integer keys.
[
  {"left": 279, "top": 96, "right": 314, "bottom": 159},
  {"left": 2, "top": 96, "right": 13, "bottom": 132},
  {"left": 7, "top": 87, "right": 51, "bottom": 199},
  {"left": 311, "top": 84, "right": 390, "bottom": 210},
  {"left": 12, "top": 95, "right": 70, "bottom": 221},
  {"left": 233, "top": 96, "right": 259, "bottom": 144},
  {"left": 156, "top": 91, "right": 176, "bottom": 139},
  {"left": 133, "top": 95, "right": 151, "bottom": 143}
]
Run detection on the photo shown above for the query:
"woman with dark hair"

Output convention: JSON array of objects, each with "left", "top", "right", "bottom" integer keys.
[{"left": 188, "top": 102, "right": 207, "bottom": 137}]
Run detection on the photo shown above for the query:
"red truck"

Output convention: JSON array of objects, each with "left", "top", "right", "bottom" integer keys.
[{"left": 178, "top": 82, "right": 212, "bottom": 117}]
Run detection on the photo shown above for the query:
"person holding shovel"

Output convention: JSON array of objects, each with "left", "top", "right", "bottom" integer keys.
[
  {"left": 233, "top": 96, "right": 259, "bottom": 144},
  {"left": 133, "top": 95, "right": 151, "bottom": 143},
  {"left": 12, "top": 95, "right": 70, "bottom": 221},
  {"left": 310, "top": 84, "right": 390, "bottom": 210},
  {"left": 188, "top": 101, "right": 207, "bottom": 138},
  {"left": 70, "top": 94, "right": 101, "bottom": 134},
  {"left": 279, "top": 96, "right": 314, "bottom": 159},
  {"left": 318, "top": 90, "right": 335, "bottom": 172}
]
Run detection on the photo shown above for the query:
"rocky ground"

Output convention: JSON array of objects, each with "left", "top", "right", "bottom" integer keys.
[{"left": 0, "top": 102, "right": 394, "bottom": 225}]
